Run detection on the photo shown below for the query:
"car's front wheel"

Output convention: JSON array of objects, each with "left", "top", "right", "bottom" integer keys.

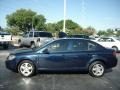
[
  {"left": 89, "top": 61, "right": 105, "bottom": 77},
  {"left": 18, "top": 60, "right": 35, "bottom": 77}
]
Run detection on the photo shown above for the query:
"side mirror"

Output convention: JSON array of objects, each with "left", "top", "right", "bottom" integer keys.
[{"left": 42, "top": 49, "right": 49, "bottom": 54}]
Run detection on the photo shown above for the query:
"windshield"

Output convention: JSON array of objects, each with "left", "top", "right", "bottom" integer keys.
[{"left": 22, "top": 32, "right": 29, "bottom": 37}]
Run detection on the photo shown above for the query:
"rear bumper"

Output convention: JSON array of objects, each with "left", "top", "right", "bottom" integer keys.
[{"left": 106, "top": 57, "right": 118, "bottom": 69}]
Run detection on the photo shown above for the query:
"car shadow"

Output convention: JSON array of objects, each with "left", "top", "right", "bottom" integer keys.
[
  {"left": 38, "top": 70, "right": 89, "bottom": 75},
  {"left": 105, "top": 68, "right": 113, "bottom": 73},
  {"left": 36, "top": 68, "right": 113, "bottom": 76}
]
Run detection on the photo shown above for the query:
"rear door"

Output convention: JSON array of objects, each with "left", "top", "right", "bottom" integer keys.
[{"left": 63, "top": 40, "right": 97, "bottom": 69}]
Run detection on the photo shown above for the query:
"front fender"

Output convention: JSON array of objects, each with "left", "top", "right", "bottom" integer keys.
[{"left": 15, "top": 55, "right": 39, "bottom": 70}]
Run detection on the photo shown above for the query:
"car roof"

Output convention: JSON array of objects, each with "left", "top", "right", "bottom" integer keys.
[{"left": 55, "top": 38, "right": 91, "bottom": 41}]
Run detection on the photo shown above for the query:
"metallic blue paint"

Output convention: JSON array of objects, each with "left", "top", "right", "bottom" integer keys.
[{"left": 5, "top": 39, "right": 118, "bottom": 73}]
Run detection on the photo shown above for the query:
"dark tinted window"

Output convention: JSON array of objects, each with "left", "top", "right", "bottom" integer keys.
[
  {"left": 29, "top": 32, "right": 33, "bottom": 37},
  {"left": 23, "top": 32, "right": 29, "bottom": 37},
  {"left": 33, "top": 32, "right": 52, "bottom": 37},
  {"left": 88, "top": 42, "right": 96, "bottom": 51},
  {"left": 47, "top": 40, "right": 69, "bottom": 53},
  {"left": 34, "top": 32, "right": 39, "bottom": 37},
  {"left": 71, "top": 40, "right": 96, "bottom": 51}
]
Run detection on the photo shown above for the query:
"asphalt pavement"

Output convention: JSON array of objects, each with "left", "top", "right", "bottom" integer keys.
[{"left": 0, "top": 47, "right": 120, "bottom": 90}]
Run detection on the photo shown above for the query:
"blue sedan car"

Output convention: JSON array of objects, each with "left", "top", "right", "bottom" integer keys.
[{"left": 5, "top": 38, "right": 117, "bottom": 77}]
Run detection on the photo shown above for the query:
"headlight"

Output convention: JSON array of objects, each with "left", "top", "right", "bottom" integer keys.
[{"left": 8, "top": 55, "right": 16, "bottom": 60}]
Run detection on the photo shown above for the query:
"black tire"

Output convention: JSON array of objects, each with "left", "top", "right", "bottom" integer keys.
[
  {"left": 18, "top": 60, "right": 35, "bottom": 77},
  {"left": 112, "top": 46, "right": 118, "bottom": 51},
  {"left": 3, "top": 44, "right": 9, "bottom": 49},
  {"left": 89, "top": 61, "right": 105, "bottom": 78},
  {"left": 18, "top": 40, "right": 22, "bottom": 48},
  {"left": 31, "top": 42, "right": 35, "bottom": 48}
]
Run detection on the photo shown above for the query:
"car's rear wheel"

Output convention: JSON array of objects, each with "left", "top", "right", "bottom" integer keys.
[
  {"left": 18, "top": 40, "right": 22, "bottom": 48},
  {"left": 89, "top": 61, "right": 105, "bottom": 77},
  {"left": 18, "top": 60, "right": 35, "bottom": 77}
]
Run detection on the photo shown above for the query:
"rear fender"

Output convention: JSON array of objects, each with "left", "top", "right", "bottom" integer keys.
[{"left": 86, "top": 55, "right": 106, "bottom": 69}]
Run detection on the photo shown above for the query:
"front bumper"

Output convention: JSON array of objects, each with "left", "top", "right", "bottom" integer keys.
[{"left": 5, "top": 59, "right": 17, "bottom": 72}]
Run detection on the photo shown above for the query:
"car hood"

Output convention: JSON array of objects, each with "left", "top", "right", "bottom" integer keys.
[{"left": 10, "top": 48, "right": 35, "bottom": 55}]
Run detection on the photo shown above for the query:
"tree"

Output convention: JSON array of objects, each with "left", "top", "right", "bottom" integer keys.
[
  {"left": 6, "top": 9, "right": 46, "bottom": 33},
  {"left": 106, "top": 29, "right": 114, "bottom": 36},
  {"left": 97, "top": 29, "right": 115, "bottom": 36},
  {"left": 46, "top": 23, "right": 58, "bottom": 33},
  {"left": 83, "top": 26, "right": 96, "bottom": 36},
  {"left": 56, "top": 19, "right": 82, "bottom": 34},
  {"left": 97, "top": 30, "right": 107, "bottom": 36},
  {"left": 115, "top": 30, "right": 120, "bottom": 36},
  {"left": 57, "top": 19, "right": 79, "bottom": 30},
  {"left": 33, "top": 15, "right": 46, "bottom": 30},
  {"left": 5, "top": 27, "right": 20, "bottom": 35}
]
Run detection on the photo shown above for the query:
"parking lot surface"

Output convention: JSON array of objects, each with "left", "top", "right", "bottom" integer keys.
[{"left": 0, "top": 47, "right": 120, "bottom": 90}]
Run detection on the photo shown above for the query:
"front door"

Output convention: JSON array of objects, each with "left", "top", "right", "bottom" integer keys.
[{"left": 37, "top": 39, "right": 70, "bottom": 70}]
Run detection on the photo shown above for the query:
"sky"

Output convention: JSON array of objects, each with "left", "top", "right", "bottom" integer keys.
[{"left": 0, "top": 0, "right": 120, "bottom": 30}]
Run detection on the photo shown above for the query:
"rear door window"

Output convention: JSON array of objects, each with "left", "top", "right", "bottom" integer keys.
[
  {"left": 34, "top": 32, "right": 39, "bottom": 37},
  {"left": 39, "top": 32, "right": 52, "bottom": 37},
  {"left": 70, "top": 40, "right": 97, "bottom": 51},
  {"left": 29, "top": 32, "right": 33, "bottom": 37},
  {"left": 33, "top": 32, "right": 52, "bottom": 37}
]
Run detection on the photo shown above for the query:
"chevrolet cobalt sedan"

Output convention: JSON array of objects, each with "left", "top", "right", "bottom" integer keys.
[{"left": 6, "top": 38, "right": 118, "bottom": 77}]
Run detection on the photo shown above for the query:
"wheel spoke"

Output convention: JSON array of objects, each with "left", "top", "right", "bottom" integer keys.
[
  {"left": 20, "top": 65, "right": 26, "bottom": 70},
  {"left": 27, "top": 66, "right": 33, "bottom": 70},
  {"left": 25, "top": 63, "right": 28, "bottom": 67},
  {"left": 20, "top": 62, "right": 33, "bottom": 76},
  {"left": 92, "top": 64, "right": 104, "bottom": 76}
]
